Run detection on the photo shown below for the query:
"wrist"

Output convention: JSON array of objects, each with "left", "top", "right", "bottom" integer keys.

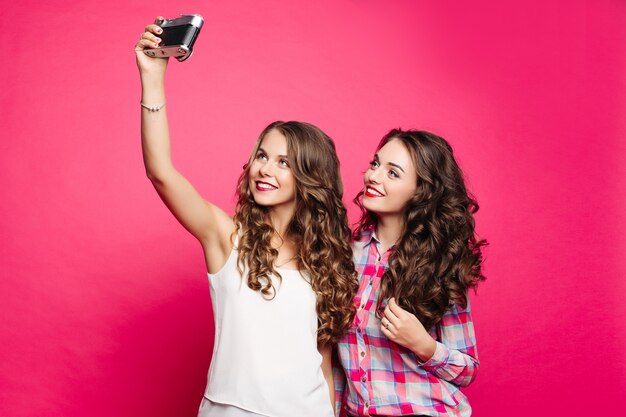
[
  {"left": 140, "top": 75, "right": 165, "bottom": 90},
  {"left": 412, "top": 337, "right": 437, "bottom": 362},
  {"left": 140, "top": 69, "right": 166, "bottom": 87},
  {"left": 140, "top": 78, "right": 166, "bottom": 104}
]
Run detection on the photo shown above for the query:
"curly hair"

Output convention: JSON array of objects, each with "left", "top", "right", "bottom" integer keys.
[
  {"left": 233, "top": 121, "right": 358, "bottom": 345},
  {"left": 354, "top": 129, "right": 487, "bottom": 331}
]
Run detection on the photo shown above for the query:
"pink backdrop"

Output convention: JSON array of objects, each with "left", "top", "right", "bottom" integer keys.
[{"left": 1, "top": 1, "right": 624, "bottom": 416}]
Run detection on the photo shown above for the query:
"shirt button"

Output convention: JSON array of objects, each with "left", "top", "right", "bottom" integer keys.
[
  {"left": 356, "top": 327, "right": 361, "bottom": 333},
  {"left": 360, "top": 351, "right": 365, "bottom": 357},
  {"left": 365, "top": 401, "right": 369, "bottom": 407},
  {"left": 361, "top": 376, "right": 367, "bottom": 382},
  {"left": 360, "top": 303, "right": 365, "bottom": 309}
]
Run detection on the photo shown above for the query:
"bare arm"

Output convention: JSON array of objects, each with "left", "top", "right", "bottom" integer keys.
[
  {"left": 135, "top": 18, "right": 234, "bottom": 271},
  {"left": 319, "top": 344, "right": 335, "bottom": 410}
]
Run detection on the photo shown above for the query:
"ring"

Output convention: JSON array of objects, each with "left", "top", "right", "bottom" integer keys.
[{"left": 384, "top": 322, "right": 390, "bottom": 329}]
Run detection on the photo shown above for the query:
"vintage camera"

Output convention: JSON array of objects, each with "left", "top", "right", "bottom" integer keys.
[{"left": 144, "top": 14, "right": 204, "bottom": 62}]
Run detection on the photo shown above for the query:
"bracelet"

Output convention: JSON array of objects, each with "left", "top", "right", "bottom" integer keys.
[{"left": 140, "top": 102, "right": 166, "bottom": 112}]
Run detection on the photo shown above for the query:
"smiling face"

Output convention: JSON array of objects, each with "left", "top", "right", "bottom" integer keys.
[
  {"left": 248, "top": 129, "right": 297, "bottom": 214},
  {"left": 362, "top": 138, "right": 418, "bottom": 217}
]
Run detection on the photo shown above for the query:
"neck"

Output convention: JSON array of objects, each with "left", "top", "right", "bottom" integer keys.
[
  {"left": 268, "top": 205, "right": 295, "bottom": 242},
  {"left": 267, "top": 205, "right": 298, "bottom": 268},
  {"left": 375, "top": 214, "right": 404, "bottom": 253}
]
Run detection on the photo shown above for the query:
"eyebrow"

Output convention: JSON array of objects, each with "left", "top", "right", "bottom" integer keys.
[
  {"left": 388, "top": 162, "right": 405, "bottom": 173},
  {"left": 375, "top": 153, "right": 404, "bottom": 173},
  {"left": 258, "top": 147, "right": 289, "bottom": 159}
]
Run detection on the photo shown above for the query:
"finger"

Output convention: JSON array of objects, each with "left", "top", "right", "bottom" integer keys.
[
  {"left": 381, "top": 317, "right": 394, "bottom": 330},
  {"left": 140, "top": 31, "right": 162, "bottom": 45},
  {"left": 383, "top": 304, "right": 399, "bottom": 323},
  {"left": 136, "top": 38, "right": 160, "bottom": 51},
  {"left": 381, "top": 323, "right": 394, "bottom": 339},
  {"left": 388, "top": 297, "right": 405, "bottom": 317},
  {"left": 145, "top": 23, "right": 164, "bottom": 35}
]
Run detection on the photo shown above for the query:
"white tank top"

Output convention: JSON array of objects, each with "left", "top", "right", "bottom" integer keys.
[{"left": 203, "top": 243, "right": 334, "bottom": 417}]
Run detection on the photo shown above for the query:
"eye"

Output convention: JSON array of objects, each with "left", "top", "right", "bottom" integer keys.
[
  {"left": 278, "top": 158, "right": 290, "bottom": 167},
  {"left": 388, "top": 170, "right": 399, "bottom": 178},
  {"left": 256, "top": 151, "right": 268, "bottom": 161},
  {"left": 369, "top": 160, "right": 379, "bottom": 169}
]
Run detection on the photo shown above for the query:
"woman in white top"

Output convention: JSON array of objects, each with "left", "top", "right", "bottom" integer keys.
[{"left": 135, "top": 17, "right": 357, "bottom": 417}]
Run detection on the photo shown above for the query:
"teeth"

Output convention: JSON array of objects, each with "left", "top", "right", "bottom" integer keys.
[
  {"left": 367, "top": 186, "right": 383, "bottom": 197},
  {"left": 257, "top": 182, "right": 277, "bottom": 190}
]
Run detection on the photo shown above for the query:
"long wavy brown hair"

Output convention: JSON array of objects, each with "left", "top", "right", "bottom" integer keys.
[
  {"left": 233, "top": 121, "right": 358, "bottom": 345},
  {"left": 354, "top": 129, "right": 487, "bottom": 331}
]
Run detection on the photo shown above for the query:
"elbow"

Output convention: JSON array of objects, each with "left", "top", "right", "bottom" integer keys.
[
  {"left": 144, "top": 158, "right": 176, "bottom": 186},
  {"left": 457, "top": 361, "right": 479, "bottom": 388},
  {"left": 458, "top": 375, "right": 476, "bottom": 388},
  {"left": 145, "top": 168, "right": 167, "bottom": 187},
  {"left": 145, "top": 169, "right": 160, "bottom": 184}
]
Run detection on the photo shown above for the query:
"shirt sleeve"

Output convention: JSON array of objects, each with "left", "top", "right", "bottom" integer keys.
[{"left": 417, "top": 297, "right": 479, "bottom": 387}]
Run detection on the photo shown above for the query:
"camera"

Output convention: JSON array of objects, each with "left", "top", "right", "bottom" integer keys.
[{"left": 144, "top": 14, "right": 204, "bottom": 62}]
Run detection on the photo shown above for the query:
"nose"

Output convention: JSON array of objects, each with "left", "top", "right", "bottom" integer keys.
[
  {"left": 259, "top": 160, "right": 274, "bottom": 177},
  {"left": 367, "top": 166, "right": 382, "bottom": 184}
]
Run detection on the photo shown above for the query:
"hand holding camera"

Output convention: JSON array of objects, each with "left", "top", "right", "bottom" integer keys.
[
  {"left": 146, "top": 15, "right": 204, "bottom": 61},
  {"left": 135, "top": 15, "right": 204, "bottom": 76}
]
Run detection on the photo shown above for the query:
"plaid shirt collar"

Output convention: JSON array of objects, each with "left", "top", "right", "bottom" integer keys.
[{"left": 356, "top": 226, "right": 396, "bottom": 255}]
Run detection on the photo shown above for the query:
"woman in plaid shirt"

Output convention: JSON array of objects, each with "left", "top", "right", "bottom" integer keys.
[{"left": 336, "top": 129, "right": 487, "bottom": 417}]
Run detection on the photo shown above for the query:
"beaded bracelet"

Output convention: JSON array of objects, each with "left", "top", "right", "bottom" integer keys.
[{"left": 140, "top": 102, "right": 166, "bottom": 112}]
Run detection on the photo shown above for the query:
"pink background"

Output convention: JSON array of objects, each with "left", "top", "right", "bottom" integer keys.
[{"left": 1, "top": 1, "right": 624, "bottom": 416}]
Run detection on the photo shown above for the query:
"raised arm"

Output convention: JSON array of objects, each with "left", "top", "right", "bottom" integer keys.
[{"left": 135, "top": 18, "right": 234, "bottom": 272}]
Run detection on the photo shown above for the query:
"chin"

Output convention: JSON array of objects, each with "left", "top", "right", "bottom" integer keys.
[
  {"left": 249, "top": 191, "right": 266, "bottom": 205},
  {"left": 251, "top": 194, "right": 282, "bottom": 208},
  {"left": 251, "top": 195, "right": 272, "bottom": 206},
  {"left": 364, "top": 199, "right": 399, "bottom": 217},
  {"left": 362, "top": 196, "right": 377, "bottom": 209}
]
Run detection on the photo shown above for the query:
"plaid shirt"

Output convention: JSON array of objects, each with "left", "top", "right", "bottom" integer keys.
[{"left": 334, "top": 228, "right": 479, "bottom": 417}]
